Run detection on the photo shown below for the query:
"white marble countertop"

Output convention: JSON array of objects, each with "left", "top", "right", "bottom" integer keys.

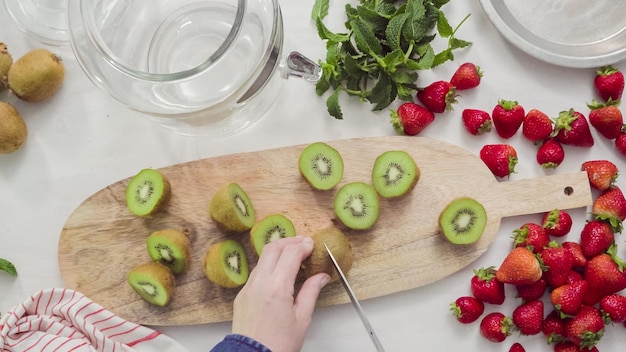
[{"left": 1, "top": 1, "right": 625, "bottom": 351}]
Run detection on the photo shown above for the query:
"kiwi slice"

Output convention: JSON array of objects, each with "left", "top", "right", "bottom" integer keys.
[
  {"left": 125, "top": 168, "right": 171, "bottom": 217},
  {"left": 127, "top": 262, "right": 175, "bottom": 306},
  {"left": 209, "top": 183, "right": 256, "bottom": 233},
  {"left": 203, "top": 239, "right": 249, "bottom": 288},
  {"left": 250, "top": 214, "right": 296, "bottom": 256},
  {"left": 334, "top": 182, "right": 380, "bottom": 230},
  {"left": 146, "top": 228, "right": 190, "bottom": 274},
  {"left": 300, "top": 227, "right": 354, "bottom": 283},
  {"left": 299, "top": 142, "right": 344, "bottom": 191},
  {"left": 438, "top": 197, "right": 487, "bottom": 245},
  {"left": 371, "top": 150, "right": 420, "bottom": 198}
]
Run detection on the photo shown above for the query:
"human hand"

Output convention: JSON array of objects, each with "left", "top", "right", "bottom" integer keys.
[{"left": 232, "top": 236, "right": 331, "bottom": 352}]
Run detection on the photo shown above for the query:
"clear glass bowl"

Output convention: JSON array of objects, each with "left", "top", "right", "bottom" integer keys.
[{"left": 3, "top": 0, "right": 69, "bottom": 45}]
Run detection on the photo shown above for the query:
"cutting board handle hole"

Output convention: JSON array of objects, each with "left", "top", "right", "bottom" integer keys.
[{"left": 564, "top": 186, "right": 574, "bottom": 196}]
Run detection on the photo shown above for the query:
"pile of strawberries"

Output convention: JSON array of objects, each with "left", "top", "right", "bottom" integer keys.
[{"left": 449, "top": 160, "right": 626, "bottom": 351}]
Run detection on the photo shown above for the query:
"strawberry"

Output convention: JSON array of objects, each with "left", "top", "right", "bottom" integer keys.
[
  {"left": 492, "top": 99, "right": 525, "bottom": 138},
  {"left": 508, "top": 342, "right": 525, "bottom": 352},
  {"left": 522, "top": 109, "right": 553, "bottom": 142},
  {"left": 511, "top": 300, "right": 544, "bottom": 335},
  {"left": 599, "top": 293, "right": 626, "bottom": 323},
  {"left": 594, "top": 65, "right": 624, "bottom": 102},
  {"left": 462, "top": 108, "right": 492, "bottom": 135},
  {"left": 579, "top": 219, "right": 615, "bottom": 259},
  {"left": 550, "top": 280, "right": 588, "bottom": 317},
  {"left": 553, "top": 109, "right": 594, "bottom": 147},
  {"left": 479, "top": 144, "right": 518, "bottom": 178},
  {"left": 540, "top": 241, "right": 575, "bottom": 288},
  {"left": 515, "top": 278, "right": 547, "bottom": 302},
  {"left": 543, "top": 309, "right": 566, "bottom": 344},
  {"left": 581, "top": 159, "right": 619, "bottom": 191},
  {"left": 542, "top": 209, "right": 573, "bottom": 238},
  {"left": 390, "top": 102, "right": 435, "bottom": 136},
  {"left": 616, "top": 130, "right": 626, "bottom": 156},
  {"left": 512, "top": 222, "right": 549, "bottom": 254},
  {"left": 583, "top": 244, "right": 626, "bottom": 305},
  {"left": 450, "top": 296, "right": 485, "bottom": 324},
  {"left": 564, "top": 305, "right": 605, "bottom": 349},
  {"left": 591, "top": 186, "right": 626, "bottom": 232},
  {"left": 470, "top": 266, "right": 505, "bottom": 304},
  {"left": 536, "top": 138, "right": 565, "bottom": 169},
  {"left": 561, "top": 241, "right": 587, "bottom": 269},
  {"left": 565, "top": 269, "right": 584, "bottom": 285},
  {"left": 479, "top": 312, "right": 512, "bottom": 342},
  {"left": 495, "top": 247, "right": 543, "bottom": 285},
  {"left": 554, "top": 341, "right": 599, "bottom": 352},
  {"left": 416, "top": 80, "right": 457, "bottom": 113},
  {"left": 587, "top": 99, "right": 624, "bottom": 139},
  {"left": 450, "top": 62, "right": 482, "bottom": 90}
]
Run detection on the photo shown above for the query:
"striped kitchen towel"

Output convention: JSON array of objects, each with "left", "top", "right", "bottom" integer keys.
[{"left": 0, "top": 288, "right": 188, "bottom": 352}]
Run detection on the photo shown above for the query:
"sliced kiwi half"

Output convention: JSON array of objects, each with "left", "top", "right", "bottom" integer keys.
[
  {"left": 300, "top": 227, "right": 354, "bottom": 283},
  {"left": 209, "top": 183, "right": 256, "bottom": 233},
  {"left": 127, "top": 261, "right": 175, "bottom": 306},
  {"left": 371, "top": 150, "right": 420, "bottom": 198},
  {"left": 250, "top": 214, "right": 296, "bottom": 256},
  {"left": 146, "top": 228, "right": 190, "bottom": 274},
  {"left": 438, "top": 197, "right": 487, "bottom": 245},
  {"left": 334, "top": 181, "right": 380, "bottom": 230},
  {"left": 125, "top": 168, "right": 171, "bottom": 217},
  {"left": 203, "top": 239, "right": 249, "bottom": 288},
  {"left": 299, "top": 142, "right": 344, "bottom": 191}
]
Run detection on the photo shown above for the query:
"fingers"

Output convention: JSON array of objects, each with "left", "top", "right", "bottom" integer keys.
[
  {"left": 272, "top": 236, "right": 314, "bottom": 284},
  {"left": 294, "top": 272, "right": 330, "bottom": 325},
  {"left": 252, "top": 236, "right": 312, "bottom": 278}
]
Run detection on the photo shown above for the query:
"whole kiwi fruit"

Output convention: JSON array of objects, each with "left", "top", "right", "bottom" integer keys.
[
  {"left": 0, "top": 102, "right": 27, "bottom": 154},
  {"left": 0, "top": 42, "right": 12, "bottom": 91},
  {"left": 8, "top": 49, "right": 65, "bottom": 103},
  {"left": 300, "top": 227, "right": 354, "bottom": 283}
]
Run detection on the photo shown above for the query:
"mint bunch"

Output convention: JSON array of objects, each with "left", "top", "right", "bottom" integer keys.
[
  {"left": 312, "top": 0, "right": 471, "bottom": 119},
  {"left": 0, "top": 258, "right": 17, "bottom": 276}
]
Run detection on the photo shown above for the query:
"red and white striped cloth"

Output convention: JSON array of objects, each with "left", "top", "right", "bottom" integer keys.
[{"left": 0, "top": 288, "right": 187, "bottom": 352}]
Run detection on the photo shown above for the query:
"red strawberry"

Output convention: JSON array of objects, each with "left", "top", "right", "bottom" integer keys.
[
  {"left": 479, "top": 312, "right": 512, "bottom": 342},
  {"left": 616, "top": 130, "right": 626, "bottom": 156},
  {"left": 462, "top": 108, "right": 492, "bottom": 135},
  {"left": 416, "top": 80, "right": 457, "bottom": 113},
  {"left": 492, "top": 99, "right": 525, "bottom": 138},
  {"left": 594, "top": 65, "right": 624, "bottom": 102},
  {"left": 389, "top": 102, "right": 435, "bottom": 136},
  {"left": 561, "top": 241, "right": 587, "bottom": 269},
  {"left": 554, "top": 341, "right": 599, "bottom": 352},
  {"left": 479, "top": 144, "right": 518, "bottom": 178},
  {"left": 565, "top": 269, "right": 584, "bottom": 285},
  {"left": 579, "top": 219, "right": 615, "bottom": 259},
  {"left": 536, "top": 138, "right": 565, "bottom": 169},
  {"left": 564, "top": 305, "right": 605, "bottom": 349},
  {"left": 540, "top": 241, "right": 575, "bottom": 288},
  {"left": 599, "top": 293, "right": 626, "bottom": 323},
  {"left": 522, "top": 109, "right": 553, "bottom": 142},
  {"left": 581, "top": 159, "right": 619, "bottom": 191},
  {"left": 450, "top": 296, "right": 485, "bottom": 324},
  {"left": 512, "top": 222, "right": 549, "bottom": 254},
  {"left": 542, "top": 209, "right": 573, "bottom": 238},
  {"left": 587, "top": 99, "right": 624, "bottom": 139},
  {"left": 496, "top": 247, "right": 543, "bottom": 285},
  {"left": 592, "top": 186, "right": 626, "bottom": 232},
  {"left": 583, "top": 244, "right": 626, "bottom": 305},
  {"left": 550, "top": 280, "right": 588, "bottom": 317},
  {"left": 543, "top": 309, "right": 566, "bottom": 344},
  {"left": 553, "top": 109, "right": 594, "bottom": 147},
  {"left": 508, "top": 342, "right": 525, "bottom": 352},
  {"left": 450, "top": 62, "right": 482, "bottom": 90},
  {"left": 516, "top": 278, "right": 547, "bottom": 302},
  {"left": 470, "top": 266, "right": 505, "bottom": 305},
  {"left": 512, "top": 300, "right": 544, "bottom": 335}
]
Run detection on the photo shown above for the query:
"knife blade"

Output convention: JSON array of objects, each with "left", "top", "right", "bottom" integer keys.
[{"left": 324, "top": 243, "right": 386, "bottom": 352}]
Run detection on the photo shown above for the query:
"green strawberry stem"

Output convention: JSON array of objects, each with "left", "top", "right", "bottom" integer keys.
[
  {"left": 552, "top": 108, "right": 577, "bottom": 134},
  {"left": 607, "top": 244, "right": 626, "bottom": 272}
]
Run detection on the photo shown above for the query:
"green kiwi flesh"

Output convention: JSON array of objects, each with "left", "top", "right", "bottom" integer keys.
[
  {"left": 209, "top": 183, "right": 256, "bottom": 233},
  {"left": 438, "top": 197, "right": 487, "bottom": 245},
  {"left": 146, "top": 228, "right": 190, "bottom": 274},
  {"left": 371, "top": 150, "right": 420, "bottom": 198},
  {"left": 203, "top": 239, "right": 249, "bottom": 288},
  {"left": 334, "top": 182, "right": 380, "bottom": 230},
  {"left": 125, "top": 168, "right": 171, "bottom": 217},
  {"left": 127, "top": 262, "right": 175, "bottom": 306},
  {"left": 299, "top": 142, "right": 344, "bottom": 191},
  {"left": 300, "top": 227, "right": 354, "bottom": 283},
  {"left": 250, "top": 214, "right": 296, "bottom": 256}
]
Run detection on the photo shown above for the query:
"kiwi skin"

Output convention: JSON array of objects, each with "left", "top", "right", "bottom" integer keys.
[
  {"left": 0, "top": 43, "right": 12, "bottom": 91},
  {"left": 127, "top": 261, "right": 175, "bottom": 307},
  {"left": 8, "top": 49, "right": 65, "bottom": 103},
  {"left": 0, "top": 102, "right": 27, "bottom": 154},
  {"left": 300, "top": 227, "right": 354, "bottom": 283},
  {"left": 146, "top": 228, "right": 190, "bottom": 274},
  {"left": 209, "top": 183, "right": 256, "bottom": 233},
  {"left": 203, "top": 239, "right": 249, "bottom": 288},
  {"left": 438, "top": 197, "right": 487, "bottom": 245}
]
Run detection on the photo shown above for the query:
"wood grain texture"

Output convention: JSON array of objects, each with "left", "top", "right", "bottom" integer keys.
[{"left": 58, "top": 136, "right": 592, "bottom": 326}]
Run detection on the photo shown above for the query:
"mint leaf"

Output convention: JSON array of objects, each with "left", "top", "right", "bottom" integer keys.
[
  {"left": 436, "top": 9, "right": 453, "bottom": 37},
  {"left": 326, "top": 89, "right": 343, "bottom": 119},
  {"left": 316, "top": 17, "right": 350, "bottom": 43},
  {"left": 350, "top": 18, "right": 383, "bottom": 56},
  {"left": 0, "top": 258, "right": 17, "bottom": 276},
  {"left": 311, "top": 0, "right": 329, "bottom": 20},
  {"left": 385, "top": 12, "right": 409, "bottom": 51},
  {"left": 367, "top": 73, "right": 396, "bottom": 110}
]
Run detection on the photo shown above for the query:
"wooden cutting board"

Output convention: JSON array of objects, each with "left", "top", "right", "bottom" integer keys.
[{"left": 58, "top": 136, "right": 592, "bottom": 326}]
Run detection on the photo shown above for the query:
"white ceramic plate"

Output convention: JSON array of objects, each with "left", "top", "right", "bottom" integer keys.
[{"left": 479, "top": 0, "right": 626, "bottom": 68}]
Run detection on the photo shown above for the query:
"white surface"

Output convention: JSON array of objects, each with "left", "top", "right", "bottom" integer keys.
[{"left": 1, "top": 1, "right": 625, "bottom": 351}]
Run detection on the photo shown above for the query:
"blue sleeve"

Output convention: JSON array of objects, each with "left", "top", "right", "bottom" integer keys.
[{"left": 210, "top": 334, "right": 272, "bottom": 352}]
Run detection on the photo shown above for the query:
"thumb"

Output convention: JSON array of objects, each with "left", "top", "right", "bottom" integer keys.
[{"left": 294, "top": 273, "right": 330, "bottom": 324}]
